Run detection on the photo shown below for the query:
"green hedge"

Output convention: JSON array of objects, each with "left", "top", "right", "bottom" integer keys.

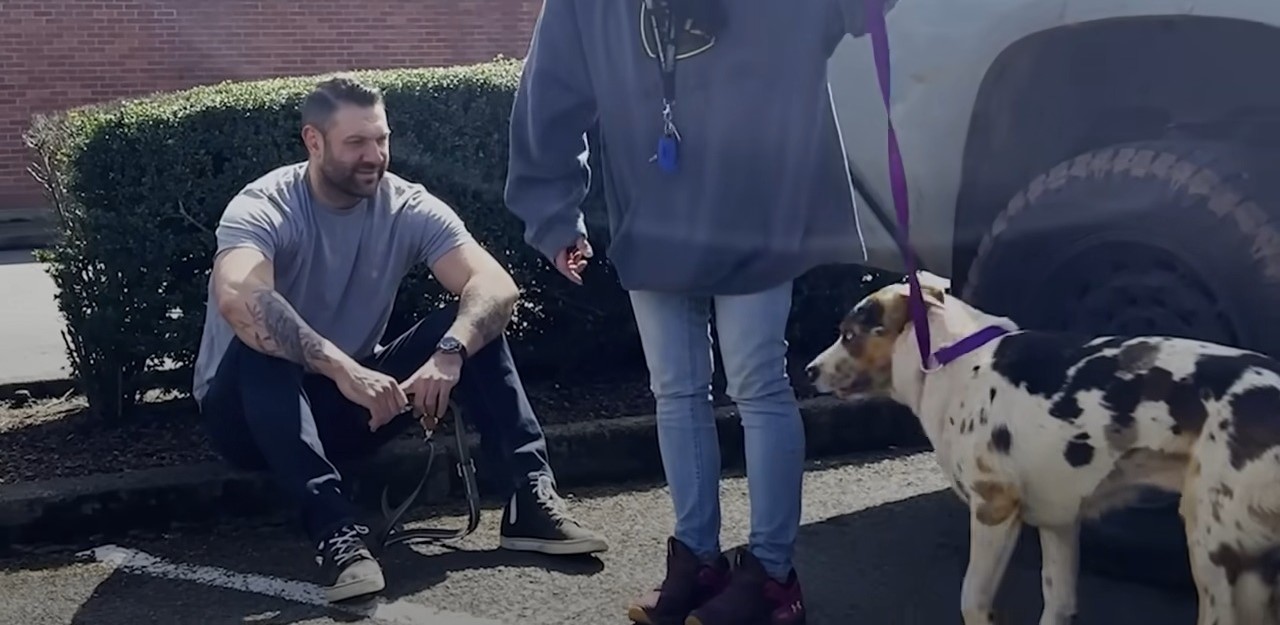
[{"left": 25, "top": 59, "right": 887, "bottom": 419}]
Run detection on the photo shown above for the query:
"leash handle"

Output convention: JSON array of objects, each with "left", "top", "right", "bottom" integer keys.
[
  {"left": 376, "top": 401, "right": 481, "bottom": 550},
  {"left": 864, "top": 0, "right": 932, "bottom": 365}
]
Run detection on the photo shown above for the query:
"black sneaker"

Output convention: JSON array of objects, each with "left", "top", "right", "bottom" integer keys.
[
  {"left": 315, "top": 523, "right": 386, "bottom": 603},
  {"left": 499, "top": 473, "right": 609, "bottom": 555}
]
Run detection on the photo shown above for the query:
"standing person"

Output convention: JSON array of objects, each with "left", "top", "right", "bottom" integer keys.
[
  {"left": 504, "top": 0, "right": 886, "bottom": 623},
  {"left": 195, "top": 75, "right": 608, "bottom": 605}
]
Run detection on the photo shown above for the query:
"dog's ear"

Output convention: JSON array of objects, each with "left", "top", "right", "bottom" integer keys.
[{"left": 921, "top": 284, "right": 946, "bottom": 308}]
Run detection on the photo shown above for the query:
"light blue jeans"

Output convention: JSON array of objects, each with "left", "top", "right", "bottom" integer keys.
[{"left": 628, "top": 280, "right": 805, "bottom": 582}]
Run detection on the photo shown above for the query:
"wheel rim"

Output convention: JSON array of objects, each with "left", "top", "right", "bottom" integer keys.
[
  {"left": 1022, "top": 237, "right": 1241, "bottom": 512},
  {"left": 1024, "top": 237, "right": 1244, "bottom": 347}
]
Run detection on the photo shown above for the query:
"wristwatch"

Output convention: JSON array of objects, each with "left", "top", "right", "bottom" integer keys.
[{"left": 436, "top": 336, "right": 468, "bottom": 360}]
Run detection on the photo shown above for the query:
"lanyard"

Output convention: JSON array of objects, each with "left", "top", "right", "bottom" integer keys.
[{"left": 646, "top": 0, "right": 681, "bottom": 173}]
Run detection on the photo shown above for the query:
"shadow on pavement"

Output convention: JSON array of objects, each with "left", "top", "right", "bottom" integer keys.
[
  {"left": 378, "top": 543, "right": 606, "bottom": 598},
  {"left": 45, "top": 486, "right": 1201, "bottom": 625},
  {"left": 46, "top": 495, "right": 608, "bottom": 625},
  {"left": 796, "top": 491, "right": 1196, "bottom": 624}
]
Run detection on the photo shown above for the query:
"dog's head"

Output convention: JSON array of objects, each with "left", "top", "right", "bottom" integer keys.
[{"left": 804, "top": 280, "right": 946, "bottom": 400}]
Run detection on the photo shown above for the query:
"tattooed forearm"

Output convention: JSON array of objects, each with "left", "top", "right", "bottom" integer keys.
[
  {"left": 226, "top": 287, "right": 345, "bottom": 374},
  {"left": 449, "top": 275, "right": 518, "bottom": 353}
]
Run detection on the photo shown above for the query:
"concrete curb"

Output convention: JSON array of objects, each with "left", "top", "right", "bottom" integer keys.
[
  {"left": 0, "top": 208, "right": 53, "bottom": 252},
  {"left": 0, "top": 377, "right": 76, "bottom": 401},
  {"left": 0, "top": 396, "right": 926, "bottom": 553}
]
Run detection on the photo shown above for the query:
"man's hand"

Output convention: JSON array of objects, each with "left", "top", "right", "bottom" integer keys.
[
  {"left": 334, "top": 363, "right": 409, "bottom": 432},
  {"left": 554, "top": 236, "right": 593, "bottom": 285},
  {"left": 399, "top": 352, "right": 463, "bottom": 430}
]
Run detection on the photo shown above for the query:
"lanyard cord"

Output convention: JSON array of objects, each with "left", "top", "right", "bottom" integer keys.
[
  {"left": 646, "top": 0, "right": 682, "bottom": 171},
  {"left": 648, "top": 0, "right": 678, "bottom": 117}
]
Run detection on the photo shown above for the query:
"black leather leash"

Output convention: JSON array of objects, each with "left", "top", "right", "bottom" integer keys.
[{"left": 373, "top": 399, "right": 481, "bottom": 550}]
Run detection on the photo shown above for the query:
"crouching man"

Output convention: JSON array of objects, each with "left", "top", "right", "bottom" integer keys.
[{"left": 191, "top": 75, "right": 608, "bottom": 604}]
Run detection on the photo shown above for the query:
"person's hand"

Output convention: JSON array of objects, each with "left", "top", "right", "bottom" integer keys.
[
  {"left": 399, "top": 352, "right": 463, "bottom": 431},
  {"left": 553, "top": 237, "right": 593, "bottom": 285},
  {"left": 334, "top": 363, "right": 409, "bottom": 432}
]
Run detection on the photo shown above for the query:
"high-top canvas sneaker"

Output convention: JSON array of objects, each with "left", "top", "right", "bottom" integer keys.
[
  {"left": 499, "top": 473, "right": 609, "bottom": 555},
  {"left": 315, "top": 523, "right": 386, "bottom": 603}
]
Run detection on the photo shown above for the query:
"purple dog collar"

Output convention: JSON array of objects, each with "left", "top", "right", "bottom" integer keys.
[{"left": 929, "top": 325, "right": 1011, "bottom": 369}]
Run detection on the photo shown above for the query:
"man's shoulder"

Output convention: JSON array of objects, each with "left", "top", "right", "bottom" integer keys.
[
  {"left": 380, "top": 172, "right": 458, "bottom": 217},
  {"left": 234, "top": 162, "right": 309, "bottom": 213}
]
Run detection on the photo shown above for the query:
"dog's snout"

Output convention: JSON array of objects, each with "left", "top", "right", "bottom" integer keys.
[{"left": 804, "top": 364, "right": 819, "bottom": 383}]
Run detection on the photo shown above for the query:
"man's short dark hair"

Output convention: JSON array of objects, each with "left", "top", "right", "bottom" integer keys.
[{"left": 300, "top": 75, "right": 384, "bottom": 131}]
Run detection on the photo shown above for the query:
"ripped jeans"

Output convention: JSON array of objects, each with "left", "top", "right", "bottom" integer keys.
[{"left": 628, "top": 280, "right": 805, "bottom": 581}]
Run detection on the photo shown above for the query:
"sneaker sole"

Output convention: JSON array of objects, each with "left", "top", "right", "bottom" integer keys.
[
  {"left": 626, "top": 605, "right": 656, "bottom": 624},
  {"left": 687, "top": 613, "right": 805, "bottom": 625},
  {"left": 325, "top": 572, "right": 386, "bottom": 603},
  {"left": 499, "top": 535, "right": 610, "bottom": 555}
]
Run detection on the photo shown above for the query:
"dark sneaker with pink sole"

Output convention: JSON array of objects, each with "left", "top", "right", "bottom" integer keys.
[
  {"left": 685, "top": 548, "right": 806, "bottom": 625},
  {"left": 627, "top": 537, "right": 731, "bottom": 625}
]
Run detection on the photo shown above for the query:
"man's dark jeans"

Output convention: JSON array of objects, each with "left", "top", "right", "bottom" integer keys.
[{"left": 198, "top": 304, "right": 554, "bottom": 544}]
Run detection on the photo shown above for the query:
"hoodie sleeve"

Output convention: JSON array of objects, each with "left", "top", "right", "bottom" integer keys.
[{"left": 504, "top": 0, "right": 598, "bottom": 264}]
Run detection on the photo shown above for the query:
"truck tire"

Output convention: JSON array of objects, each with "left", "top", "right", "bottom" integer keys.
[{"left": 960, "top": 140, "right": 1280, "bottom": 589}]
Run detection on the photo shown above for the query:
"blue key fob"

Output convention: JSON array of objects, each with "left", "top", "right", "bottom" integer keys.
[{"left": 657, "top": 135, "right": 679, "bottom": 173}]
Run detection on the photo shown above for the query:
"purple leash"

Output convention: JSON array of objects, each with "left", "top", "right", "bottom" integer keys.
[{"left": 862, "top": 0, "right": 1008, "bottom": 370}]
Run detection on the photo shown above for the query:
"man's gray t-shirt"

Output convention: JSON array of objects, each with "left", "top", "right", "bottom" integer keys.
[{"left": 191, "top": 163, "right": 474, "bottom": 403}]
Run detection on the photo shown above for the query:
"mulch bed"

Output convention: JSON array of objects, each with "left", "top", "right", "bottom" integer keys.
[{"left": 0, "top": 361, "right": 819, "bottom": 485}]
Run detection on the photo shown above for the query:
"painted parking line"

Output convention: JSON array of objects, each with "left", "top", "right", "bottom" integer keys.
[{"left": 80, "top": 544, "right": 509, "bottom": 625}]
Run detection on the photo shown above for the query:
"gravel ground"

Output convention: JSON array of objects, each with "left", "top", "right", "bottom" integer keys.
[
  {"left": 0, "top": 451, "right": 1197, "bottom": 625},
  {"left": 0, "top": 361, "right": 819, "bottom": 485}
]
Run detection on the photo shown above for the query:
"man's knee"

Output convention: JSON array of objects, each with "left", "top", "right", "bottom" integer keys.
[
  {"left": 468, "top": 331, "right": 517, "bottom": 367},
  {"left": 225, "top": 339, "right": 306, "bottom": 388}
]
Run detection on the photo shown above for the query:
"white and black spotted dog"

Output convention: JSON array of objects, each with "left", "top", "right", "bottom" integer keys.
[{"left": 805, "top": 273, "right": 1280, "bottom": 625}]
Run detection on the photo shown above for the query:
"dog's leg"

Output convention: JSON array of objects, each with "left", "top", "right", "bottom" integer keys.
[
  {"left": 1190, "top": 545, "right": 1237, "bottom": 625},
  {"left": 961, "top": 511, "right": 1022, "bottom": 625},
  {"left": 1038, "top": 522, "right": 1079, "bottom": 625},
  {"left": 1232, "top": 568, "right": 1280, "bottom": 625},
  {"left": 1181, "top": 458, "right": 1240, "bottom": 625}
]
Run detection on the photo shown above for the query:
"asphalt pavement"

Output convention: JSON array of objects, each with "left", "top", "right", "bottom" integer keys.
[
  {"left": 0, "top": 249, "right": 68, "bottom": 386},
  {"left": 0, "top": 451, "right": 1197, "bottom": 625}
]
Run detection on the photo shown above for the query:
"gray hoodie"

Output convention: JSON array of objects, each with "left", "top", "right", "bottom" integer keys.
[{"left": 505, "top": 0, "right": 878, "bottom": 296}]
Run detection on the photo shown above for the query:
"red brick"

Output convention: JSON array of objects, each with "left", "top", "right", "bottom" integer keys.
[{"left": 0, "top": 0, "right": 541, "bottom": 209}]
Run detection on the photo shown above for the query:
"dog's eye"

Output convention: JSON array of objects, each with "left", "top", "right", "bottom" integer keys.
[{"left": 870, "top": 327, "right": 886, "bottom": 336}]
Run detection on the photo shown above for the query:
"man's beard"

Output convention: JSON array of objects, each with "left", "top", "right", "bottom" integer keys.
[{"left": 319, "top": 155, "right": 385, "bottom": 200}]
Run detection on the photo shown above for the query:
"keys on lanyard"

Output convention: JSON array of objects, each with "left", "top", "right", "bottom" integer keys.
[
  {"left": 647, "top": 0, "right": 681, "bottom": 174},
  {"left": 656, "top": 102, "right": 681, "bottom": 173}
]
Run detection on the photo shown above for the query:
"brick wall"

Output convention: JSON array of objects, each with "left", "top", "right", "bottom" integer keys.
[{"left": 0, "top": 0, "right": 542, "bottom": 210}]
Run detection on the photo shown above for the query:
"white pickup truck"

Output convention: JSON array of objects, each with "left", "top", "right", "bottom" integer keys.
[{"left": 827, "top": 0, "right": 1280, "bottom": 589}]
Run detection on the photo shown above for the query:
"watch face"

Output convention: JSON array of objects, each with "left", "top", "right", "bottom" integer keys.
[{"left": 439, "top": 337, "right": 462, "bottom": 352}]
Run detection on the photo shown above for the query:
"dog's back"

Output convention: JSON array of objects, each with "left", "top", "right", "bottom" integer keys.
[
  {"left": 976, "top": 330, "right": 1280, "bottom": 622},
  {"left": 977, "top": 331, "right": 1279, "bottom": 511}
]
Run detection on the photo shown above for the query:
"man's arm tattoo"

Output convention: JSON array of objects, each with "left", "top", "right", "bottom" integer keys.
[
  {"left": 453, "top": 278, "right": 516, "bottom": 349},
  {"left": 229, "top": 288, "right": 337, "bottom": 372}
]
